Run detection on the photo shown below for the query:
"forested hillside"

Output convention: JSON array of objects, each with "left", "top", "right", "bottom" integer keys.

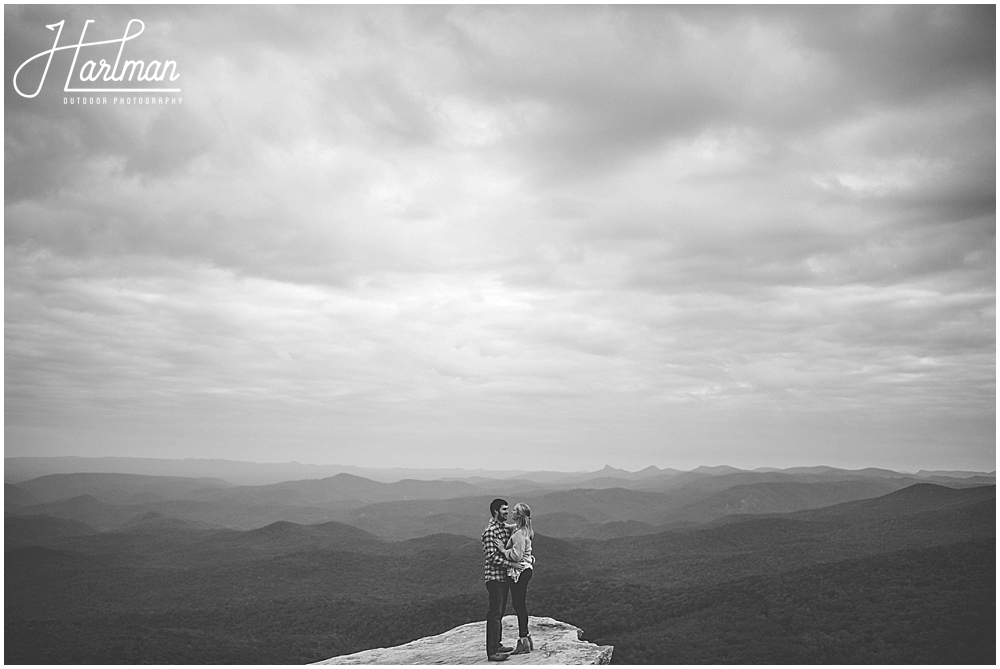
[{"left": 5, "top": 482, "right": 993, "bottom": 664}]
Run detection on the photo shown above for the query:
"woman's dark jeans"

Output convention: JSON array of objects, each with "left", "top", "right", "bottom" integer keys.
[{"left": 509, "top": 568, "right": 533, "bottom": 638}]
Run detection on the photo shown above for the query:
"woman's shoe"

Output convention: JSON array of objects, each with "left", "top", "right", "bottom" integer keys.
[
  {"left": 526, "top": 634, "right": 534, "bottom": 651},
  {"left": 510, "top": 638, "right": 530, "bottom": 655}
]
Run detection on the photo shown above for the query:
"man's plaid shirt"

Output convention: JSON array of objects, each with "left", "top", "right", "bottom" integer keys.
[{"left": 482, "top": 518, "right": 513, "bottom": 582}]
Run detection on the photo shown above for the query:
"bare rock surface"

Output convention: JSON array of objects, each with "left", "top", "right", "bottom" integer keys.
[{"left": 313, "top": 615, "right": 613, "bottom": 665}]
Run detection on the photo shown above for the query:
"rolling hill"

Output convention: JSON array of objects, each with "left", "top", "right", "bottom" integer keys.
[
  {"left": 5, "top": 514, "right": 99, "bottom": 548},
  {"left": 660, "top": 478, "right": 912, "bottom": 524},
  {"left": 5, "top": 482, "right": 39, "bottom": 509},
  {"left": 14, "top": 473, "right": 232, "bottom": 504}
]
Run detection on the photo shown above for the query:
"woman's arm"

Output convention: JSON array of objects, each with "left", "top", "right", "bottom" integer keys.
[{"left": 495, "top": 530, "right": 526, "bottom": 562}]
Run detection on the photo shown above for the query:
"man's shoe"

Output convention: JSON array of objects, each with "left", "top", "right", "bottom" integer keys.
[
  {"left": 498, "top": 645, "right": 514, "bottom": 653},
  {"left": 488, "top": 653, "right": 509, "bottom": 662}
]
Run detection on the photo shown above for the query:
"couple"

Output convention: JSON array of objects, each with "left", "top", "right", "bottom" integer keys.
[{"left": 482, "top": 498, "right": 535, "bottom": 662}]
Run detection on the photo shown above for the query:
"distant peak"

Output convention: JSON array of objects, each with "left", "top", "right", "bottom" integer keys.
[
  {"left": 251, "top": 520, "right": 301, "bottom": 534},
  {"left": 692, "top": 465, "right": 744, "bottom": 474},
  {"left": 327, "top": 472, "right": 378, "bottom": 483}
]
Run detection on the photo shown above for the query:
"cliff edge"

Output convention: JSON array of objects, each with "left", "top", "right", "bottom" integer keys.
[{"left": 313, "top": 615, "right": 613, "bottom": 665}]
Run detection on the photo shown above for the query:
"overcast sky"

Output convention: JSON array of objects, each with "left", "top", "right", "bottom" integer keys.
[{"left": 4, "top": 5, "right": 995, "bottom": 472}]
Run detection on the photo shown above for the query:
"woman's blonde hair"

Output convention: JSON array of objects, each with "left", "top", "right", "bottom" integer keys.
[{"left": 511, "top": 502, "right": 534, "bottom": 538}]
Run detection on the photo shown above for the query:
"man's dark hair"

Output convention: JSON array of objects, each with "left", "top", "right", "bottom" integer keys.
[{"left": 490, "top": 498, "right": 508, "bottom": 518}]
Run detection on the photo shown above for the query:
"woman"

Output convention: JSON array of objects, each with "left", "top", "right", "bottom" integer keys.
[{"left": 495, "top": 502, "right": 535, "bottom": 655}]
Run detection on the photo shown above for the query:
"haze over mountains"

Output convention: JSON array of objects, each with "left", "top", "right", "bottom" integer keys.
[
  {"left": 5, "top": 456, "right": 993, "bottom": 664},
  {"left": 5, "top": 457, "right": 993, "bottom": 538},
  {"left": 7, "top": 455, "right": 993, "bottom": 487}
]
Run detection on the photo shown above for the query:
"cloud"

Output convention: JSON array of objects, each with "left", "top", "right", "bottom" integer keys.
[{"left": 4, "top": 5, "right": 994, "bottom": 471}]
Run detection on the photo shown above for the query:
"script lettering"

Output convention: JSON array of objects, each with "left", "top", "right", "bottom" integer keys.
[{"left": 12, "top": 19, "right": 181, "bottom": 97}]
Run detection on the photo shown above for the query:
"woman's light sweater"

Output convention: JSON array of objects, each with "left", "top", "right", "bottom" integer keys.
[{"left": 502, "top": 528, "right": 534, "bottom": 582}]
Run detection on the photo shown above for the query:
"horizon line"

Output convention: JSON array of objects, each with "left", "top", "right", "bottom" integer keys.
[{"left": 4, "top": 454, "right": 995, "bottom": 477}]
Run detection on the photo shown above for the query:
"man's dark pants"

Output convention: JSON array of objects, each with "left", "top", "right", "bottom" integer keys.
[{"left": 485, "top": 577, "right": 511, "bottom": 657}]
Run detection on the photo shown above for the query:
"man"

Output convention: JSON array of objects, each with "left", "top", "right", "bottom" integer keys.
[{"left": 483, "top": 497, "right": 517, "bottom": 661}]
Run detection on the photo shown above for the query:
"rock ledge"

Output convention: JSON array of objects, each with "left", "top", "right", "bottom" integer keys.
[{"left": 313, "top": 615, "right": 613, "bottom": 665}]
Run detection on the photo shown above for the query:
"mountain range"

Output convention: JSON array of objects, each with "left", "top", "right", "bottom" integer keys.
[
  {"left": 6, "top": 465, "right": 993, "bottom": 664},
  {"left": 6, "top": 459, "right": 992, "bottom": 539},
  {"left": 7, "top": 455, "right": 993, "bottom": 486}
]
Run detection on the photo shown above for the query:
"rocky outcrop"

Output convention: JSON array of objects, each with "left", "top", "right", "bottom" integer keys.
[{"left": 313, "top": 615, "right": 613, "bottom": 665}]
